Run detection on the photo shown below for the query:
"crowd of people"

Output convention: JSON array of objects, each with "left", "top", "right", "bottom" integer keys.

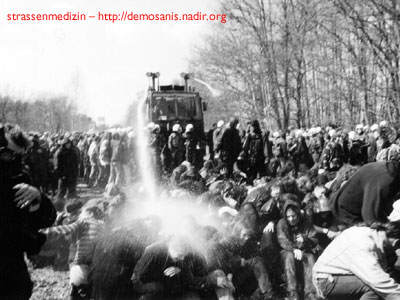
[{"left": 4, "top": 118, "right": 400, "bottom": 300}]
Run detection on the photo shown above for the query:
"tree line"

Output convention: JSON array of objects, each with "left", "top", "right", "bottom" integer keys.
[
  {"left": 0, "top": 93, "right": 94, "bottom": 132},
  {"left": 192, "top": 0, "right": 400, "bottom": 130}
]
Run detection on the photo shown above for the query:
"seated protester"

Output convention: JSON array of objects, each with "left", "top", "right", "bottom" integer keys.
[
  {"left": 306, "top": 168, "right": 319, "bottom": 187},
  {"left": 91, "top": 217, "right": 162, "bottom": 300},
  {"left": 244, "top": 182, "right": 270, "bottom": 212},
  {"left": 218, "top": 206, "right": 238, "bottom": 232},
  {"left": 199, "top": 159, "right": 216, "bottom": 183},
  {"left": 233, "top": 160, "right": 249, "bottom": 185},
  {"left": 170, "top": 163, "right": 188, "bottom": 188},
  {"left": 259, "top": 185, "right": 286, "bottom": 292},
  {"left": 178, "top": 166, "right": 206, "bottom": 195},
  {"left": 131, "top": 235, "right": 227, "bottom": 300},
  {"left": 205, "top": 162, "right": 231, "bottom": 188},
  {"left": 277, "top": 198, "right": 319, "bottom": 300},
  {"left": 197, "top": 189, "right": 226, "bottom": 212},
  {"left": 233, "top": 202, "right": 262, "bottom": 240},
  {"left": 296, "top": 175, "right": 314, "bottom": 198},
  {"left": 280, "top": 177, "right": 304, "bottom": 200},
  {"left": 222, "top": 183, "right": 247, "bottom": 210},
  {"left": 311, "top": 187, "right": 342, "bottom": 250},
  {"left": 260, "top": 190, "right": 288, "bottom": 248},
  {"left": 313, "top": 222, "right": 400, "bottom": 300},
  {"left": 31, "top": 200, "right": 83, "bottom": 270},
  {"left": 196, "top": 226, "right": 236, "bottom": 300},
  {"left": 219, "top": 181, "right": 236, "bottom": 207},
  {"left": 208, "top": 179, "right": 226, "bottom": 193},
  {"left": 215, "top": 223, "right": 277, "bottom": 300},
  {"left": 42, "top": 204, "right": 104, "bottom": 300}
]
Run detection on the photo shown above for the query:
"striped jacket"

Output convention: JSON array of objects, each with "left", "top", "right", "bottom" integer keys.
[{"left": 46, "top": 217, "right": 103, "bottom": 265}]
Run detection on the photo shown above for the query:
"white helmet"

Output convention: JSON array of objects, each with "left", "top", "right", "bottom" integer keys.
[
  {"left": 348, "top": 131, "right": 356, "bottom": 141},
  {"left": 186, "top": 124, "right": 194, "bottom": 132},
  {"left": 370, "top": 124, "right": 379, "bottom": 132},
  {"left": 147, "top": 122, "right": 155, "bottom": 131},
  {"left": 355, "top": 124, "right": 363, "bottom": 131},
  {"left": 379, "top": 120, "right": 389, "bottom": 128},
  {"left": 172, "top": 124, "right": 181, "bottom": 132},
  {"left": 217, "top": 120, "right": 225, "bottom": 128}
]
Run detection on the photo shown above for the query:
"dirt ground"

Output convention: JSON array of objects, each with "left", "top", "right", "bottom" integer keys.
[{"left": 30, "top": 266, "right": 70, "bottom": 300}]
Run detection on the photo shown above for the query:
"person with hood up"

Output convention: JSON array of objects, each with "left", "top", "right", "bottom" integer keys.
[
  {"left": 329, "top": 160, "right": 400, "bottom": 225},
  {"left": 277, "top": 198, "right": 319, "bottom": 300}
]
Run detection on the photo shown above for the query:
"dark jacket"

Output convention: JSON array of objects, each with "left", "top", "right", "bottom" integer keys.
[
  {"left": 277, "top": 199, "right": 318, "bottom": 253},
  {"left": 219, "top": 126, "right": 242, "bottom": 163},
  {"left": 330, "top": 161, "right": 400, "bottom": 225},
  {"left": 54, "top": 143, "right": 79, "bottom": 178},
  {"left": 241, "top": 132, "right": 265, "bottom": 167},
  {"left": 26, "top": 140, "right": 49, "bottom": 188},
  {"left": 131, "top": 241, "right": 210, "bottom": 297},
  {"left": 0, "top": 168, "right": 56, "bottom": 299}
]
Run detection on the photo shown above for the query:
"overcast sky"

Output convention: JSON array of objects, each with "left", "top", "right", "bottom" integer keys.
[{"left": 0, "top": 0, "right": 220, "bottom": 124}]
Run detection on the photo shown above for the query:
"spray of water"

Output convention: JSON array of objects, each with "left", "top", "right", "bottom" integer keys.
[
  {"left": 117, "top": 86, "right": 232, "bottom": 273},
  {"left": 135, "top": 93, "right": 157, "bottom": 202},
  {"left": 194, "top": 78, "right": 222, "bottom": 97}
]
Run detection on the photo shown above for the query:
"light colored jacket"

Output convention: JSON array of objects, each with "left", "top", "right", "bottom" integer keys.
[
  {"left": 88, "top": 141, "right": 98, "bottom": 164},
  {"left": 313, "top": 226, "right": 400, "bottom": 300}
]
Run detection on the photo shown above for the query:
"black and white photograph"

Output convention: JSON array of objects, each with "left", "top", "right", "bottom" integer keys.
[{"left": 1, "top": 0, "right": 400, "bottom": 299}]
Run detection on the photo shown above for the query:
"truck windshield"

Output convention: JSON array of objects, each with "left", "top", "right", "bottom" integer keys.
[{"left": 150, "top": 93, "right": 202, "bottom": 121}]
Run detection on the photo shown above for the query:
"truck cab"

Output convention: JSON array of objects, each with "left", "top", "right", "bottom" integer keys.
[{"left": 145, "top": 76, "right": 207, "bottom": 168}]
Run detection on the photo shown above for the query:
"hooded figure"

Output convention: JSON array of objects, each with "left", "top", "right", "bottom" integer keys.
[
  {"left": 330, "top": 160, "right": 400, "bottom": 225},
  {"left": 277, "top": 198, "right": 319, "bottom": 300}
]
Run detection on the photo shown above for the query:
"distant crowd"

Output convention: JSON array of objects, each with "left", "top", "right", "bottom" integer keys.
[{"left": 11, "top": 118, "right": 400, "bottom": 300}]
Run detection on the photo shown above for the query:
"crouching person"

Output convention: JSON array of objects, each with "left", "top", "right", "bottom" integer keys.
[
  {"left": 277, "top": 198, "right": 319, "bottom": 300},
  {"left": 215, "top": 223, "right": 277, "bottom": 300},
  {"left": 313, "top": 222, "right": 400, "bottom": 300},
  {"left": 131, "top": 235, "right": 231, "bottom": 300},
  {"left": 42, "top": 205, "right": 104, "bottom": 300}
]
